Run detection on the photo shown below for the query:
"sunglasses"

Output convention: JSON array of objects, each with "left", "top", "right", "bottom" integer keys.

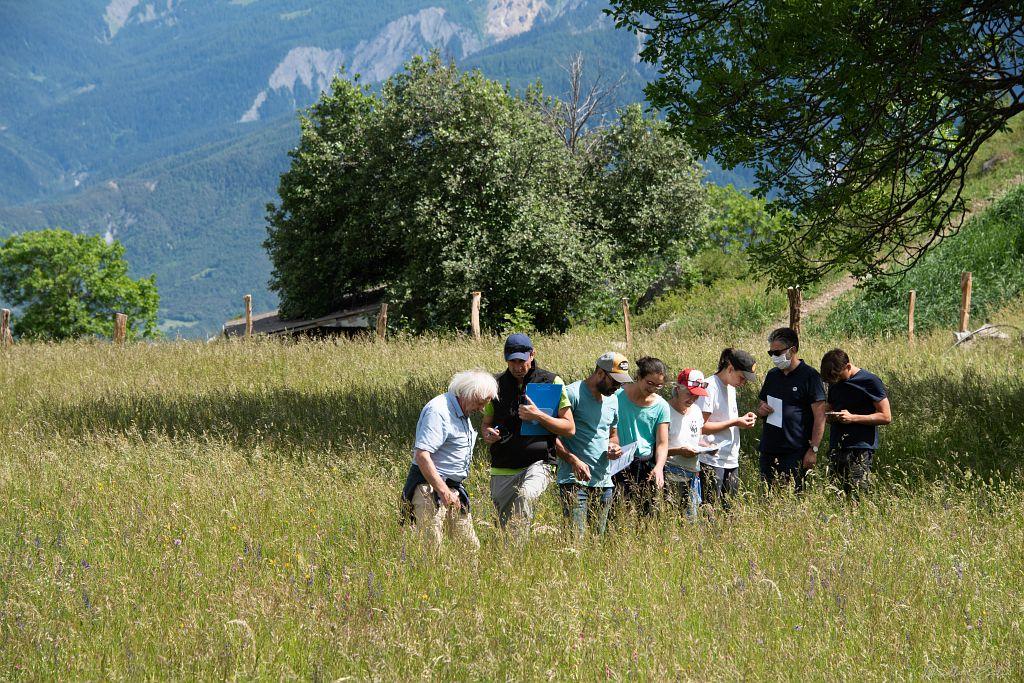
[
  {"left": 767, "top": 346, "right": 792, "bottom": 358},
  {"left": 601, "top": 369, "right": 622, "bottom": 387},
  {"left": 684, "top": 379, "right": 709, "bottom": 388}
]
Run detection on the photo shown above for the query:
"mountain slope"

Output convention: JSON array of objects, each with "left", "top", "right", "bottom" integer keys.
[{"left": 0, "top": 0, "right": 744, "bottom": 337}]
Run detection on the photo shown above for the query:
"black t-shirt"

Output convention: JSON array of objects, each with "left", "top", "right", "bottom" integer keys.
[
  {"left": 827, "top": 369, "right": 887, "bottom": 450},
  {"left": 758, "top": 360, "right": 827, "bottom": 455}
]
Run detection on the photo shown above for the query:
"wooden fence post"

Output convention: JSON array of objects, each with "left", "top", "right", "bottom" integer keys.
[
  {"left": 1, "top": 308, "right": 11, "bottom": 349},
  {"left": 470, "top": 291, "right": 481, "bottom": 341},
  {"left": 621, "top": 297, "right": 633, "bottom": 357},
  {"left": 959, "top": 272, "right": 972, "bottom": 333},
  {"left": 787, "top": 286, "right": 802, "bottom": 335},
  {"left": 113, "top": 313, "right": 127, "bottom": 345},
  {"left": 376, "top": 303, "right": 388, "bottom": 341},
  {"left": 907, "top": 290, "right": 916, "bottom": 343},
  {"left": 243, "top": 294, "right": 253, "bottom": 338}
]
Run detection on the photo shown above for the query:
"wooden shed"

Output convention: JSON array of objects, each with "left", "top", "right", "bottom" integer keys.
[{"left": 222, "top": 290, "right": 385, "bottom": 338}]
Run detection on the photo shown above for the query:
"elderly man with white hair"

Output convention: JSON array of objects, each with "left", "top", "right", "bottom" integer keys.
[{"left": 401, "top": 369, "right": 498, "bottom": 550}]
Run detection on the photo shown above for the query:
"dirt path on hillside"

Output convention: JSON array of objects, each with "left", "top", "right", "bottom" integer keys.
[
  {"left": 656, "top": 171, "right": 1024, "bottom": 335},
  {"left": 760, "top": 171, "right": 1024, "bottom": 334},
  {"left": 762, "top": 274, "right": 859, "bottom": 334}
]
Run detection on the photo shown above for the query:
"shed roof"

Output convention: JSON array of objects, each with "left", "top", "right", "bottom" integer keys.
[{"left": 222, "top": 289, "right": 384, "bottom": 337}]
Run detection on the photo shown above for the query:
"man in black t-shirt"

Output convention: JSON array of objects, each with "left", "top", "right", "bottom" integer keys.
[
  {"left": 820, "top": 348, "right": 892, "bottom": 496},
  {"left": 755, "top": 327, "right": 827, "bottom": 491}
]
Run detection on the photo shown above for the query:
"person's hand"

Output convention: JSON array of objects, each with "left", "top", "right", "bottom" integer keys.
[
  {"left": 438, "top": 486, "right": 461, "bottom": 509},
  {"left": 675, "top": 445, "right": 699, "bottom": 456},
  {"left": 756, "top": 400, "right": 773, "bottom": 418},
  {"left": 802, "top": 448, "right": 817, "bottom": 470},
  {"left": 647, "top": 465, "right": 665, "bottom": 488},
  {"left": 736, "top": 412, "right": 757, "bottom": 429},
  {"left": 518, "top": 394, "right": 543, "bottom": 421},
  {"left": 571, "top": 457, "right": 591, "bottom": 483},
  {"left": 832, "top": 409, "right": 855, "bottom": 424},
  {"left": 606, "top": 442, "right": 622, "bottom": 460},
  {"left": 482, "top": 426, "right": 500, "bottom": 444}
]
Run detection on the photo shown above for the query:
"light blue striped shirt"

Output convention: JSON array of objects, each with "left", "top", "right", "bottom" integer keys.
[{"left": 411, "top": 391, "right": 477, "bottom": 482}]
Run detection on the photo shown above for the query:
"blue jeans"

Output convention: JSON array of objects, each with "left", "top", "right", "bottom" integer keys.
[
  {"left": 559, "top": 483, "right": 614, "bottom": 537},
  {"left": 666, "top": 466, "right": 701, "bottom": 521}
]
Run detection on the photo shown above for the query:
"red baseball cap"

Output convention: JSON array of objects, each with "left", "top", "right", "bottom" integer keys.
[{"left": 677, "top": 368, "right": 709, "bottom": 397}]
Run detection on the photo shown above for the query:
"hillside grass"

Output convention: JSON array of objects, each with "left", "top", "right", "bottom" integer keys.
[
  {"left": 809, "top": 114, "right": 1024, "bottom": 338},
  {"left": 2, "top": 316, "right": 1024, "bottom": 679},
  {"left": 813, "top": 183, "right": 1024, "bottom": 338},
  {"left": 634, "top": 278, "right": 788, "bottom": 335}
]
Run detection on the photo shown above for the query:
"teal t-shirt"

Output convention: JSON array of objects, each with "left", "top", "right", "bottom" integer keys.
[
  {"left": 557, "top": 380, "right": 618, "bottom": 488},
  {"left": 615, "top": 389, "right": 670, "bottom": 461}
]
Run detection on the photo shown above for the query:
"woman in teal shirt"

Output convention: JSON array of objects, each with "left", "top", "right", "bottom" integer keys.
[{"left": 613, "top": 356, "right": 670, "bottom": 517}]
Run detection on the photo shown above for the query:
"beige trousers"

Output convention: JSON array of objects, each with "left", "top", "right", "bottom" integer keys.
[{"left": 411, "top": 484, "right": 480, "bottom": 551}]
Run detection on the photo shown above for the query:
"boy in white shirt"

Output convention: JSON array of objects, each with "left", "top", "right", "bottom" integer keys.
[{"left": 666, "top": 368, "right": 711, "bottom": 520}]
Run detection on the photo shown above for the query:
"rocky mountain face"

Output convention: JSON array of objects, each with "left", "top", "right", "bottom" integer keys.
[{"left": 0, "top": 1, "right": 707, "bottom": 337}]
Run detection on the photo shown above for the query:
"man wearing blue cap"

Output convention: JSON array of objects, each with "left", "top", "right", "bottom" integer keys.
[{"left": 481, "top": 333, "right": 575, "bottom": 532}]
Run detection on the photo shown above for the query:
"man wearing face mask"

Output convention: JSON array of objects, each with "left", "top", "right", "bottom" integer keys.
[
  {"left": 755, "top": 327, "right": 827, "bottom": 491},
  {"left": 481, "top": 333, "right": 575, "bottom": 532}
]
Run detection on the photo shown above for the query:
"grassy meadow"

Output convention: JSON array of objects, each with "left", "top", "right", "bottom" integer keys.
[{"left": 2, "top": 320, "right": 1024, "bottom": 680}]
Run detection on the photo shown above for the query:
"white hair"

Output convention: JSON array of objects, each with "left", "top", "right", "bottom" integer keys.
[{"left": 448, "top": 369, "right": 498, "bottom": 402}]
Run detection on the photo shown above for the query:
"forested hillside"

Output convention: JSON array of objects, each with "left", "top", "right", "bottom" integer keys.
[{"left": 0, "top": 0, "right": 751, "bottom": 336}]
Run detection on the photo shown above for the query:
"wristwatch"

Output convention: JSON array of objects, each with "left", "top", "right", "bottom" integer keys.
[{"left": 810, "top": 445, "right": 819, "bottom": 453}]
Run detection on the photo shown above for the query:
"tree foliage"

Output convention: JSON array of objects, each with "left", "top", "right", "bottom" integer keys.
[
  {"left": 266, "top": 53, "right": 709, "bottom": 331},
  {"left": 608, "top": 0, "right": 1024, "bottom": 285},
  {"left": 0, "top": 229, "right": 159, "bottom": 340}
]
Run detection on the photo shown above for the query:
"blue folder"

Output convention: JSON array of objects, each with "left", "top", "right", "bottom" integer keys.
[{"left": 520, "top": 382, "right": 562, "bottom": 436}]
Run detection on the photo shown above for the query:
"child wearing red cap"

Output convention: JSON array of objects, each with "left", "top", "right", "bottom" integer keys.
[{"left": 666, "top": 368, "right": 711, "bottom": 520}]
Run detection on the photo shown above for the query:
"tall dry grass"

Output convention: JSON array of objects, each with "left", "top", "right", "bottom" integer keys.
[{"left": 2, "top": 319, "right": 1023, "bottom": 679}]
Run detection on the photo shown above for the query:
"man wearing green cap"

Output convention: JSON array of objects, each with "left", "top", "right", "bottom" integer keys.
[{"left": 481, "top": 333, "right": 574, "bottom": 533}]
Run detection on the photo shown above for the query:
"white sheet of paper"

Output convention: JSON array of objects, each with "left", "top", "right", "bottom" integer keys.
[
  {"left": 767, "top": 395, "right": 784, "bottom": 428},
  {"left": 607, "top": 441, "right": 638, "bottom": 477}
]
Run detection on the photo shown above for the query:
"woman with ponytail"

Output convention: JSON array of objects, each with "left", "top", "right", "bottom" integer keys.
[{"left": 696, "top": 348, "right": 759, "bottom": 509}]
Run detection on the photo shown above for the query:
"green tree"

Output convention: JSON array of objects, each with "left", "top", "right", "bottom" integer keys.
[
  {"left": 266, "top": 53, "right": 709, "bottom": 331},
  {"left": 608, "top": 1, "right": 1024, "bottom": 285},
  {"left": 581, "top": 103, "right": 708, "bottom": 311},
  {"left": 704, "top": 184, "right": 787, "bottom": 254},
  {"left": 0, "top": 229, "right": 159, "bottom": 340}
]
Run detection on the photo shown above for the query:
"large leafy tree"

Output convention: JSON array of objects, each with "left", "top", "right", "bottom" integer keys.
[
  {"left": 608, "top": 1, "right": 1024, "bottom": 284},
  {"left": 266, "top": 53, "right": 708, "bottom": 331},
  {"left": 0, "top": 229, "right": 159, "bottom": 340}
]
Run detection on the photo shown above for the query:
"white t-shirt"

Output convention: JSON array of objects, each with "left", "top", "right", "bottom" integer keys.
[
  {"left": 667, "top": 402, "right": 704, "bottom": 476},
  {"left": 697, "top": 374, "right": 740, "bottom": 468}
]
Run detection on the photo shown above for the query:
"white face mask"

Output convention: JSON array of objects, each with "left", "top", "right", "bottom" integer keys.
[{"left": 770, "top": 349, "right": 791, "bottom": 370}]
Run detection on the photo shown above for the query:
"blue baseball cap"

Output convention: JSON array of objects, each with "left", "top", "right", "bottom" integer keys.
[{"left": 503, "top": 333, "right": 533, "bottom": 361}]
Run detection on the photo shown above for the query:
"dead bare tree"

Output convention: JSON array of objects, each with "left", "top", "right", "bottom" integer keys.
[{"left": 542, "top": 53, "right": 626, "bottom": 156}]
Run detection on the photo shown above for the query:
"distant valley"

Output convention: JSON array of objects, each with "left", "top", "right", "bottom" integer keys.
[{"left": 0, "top": 0, "right": 751, "bottom": 337}]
